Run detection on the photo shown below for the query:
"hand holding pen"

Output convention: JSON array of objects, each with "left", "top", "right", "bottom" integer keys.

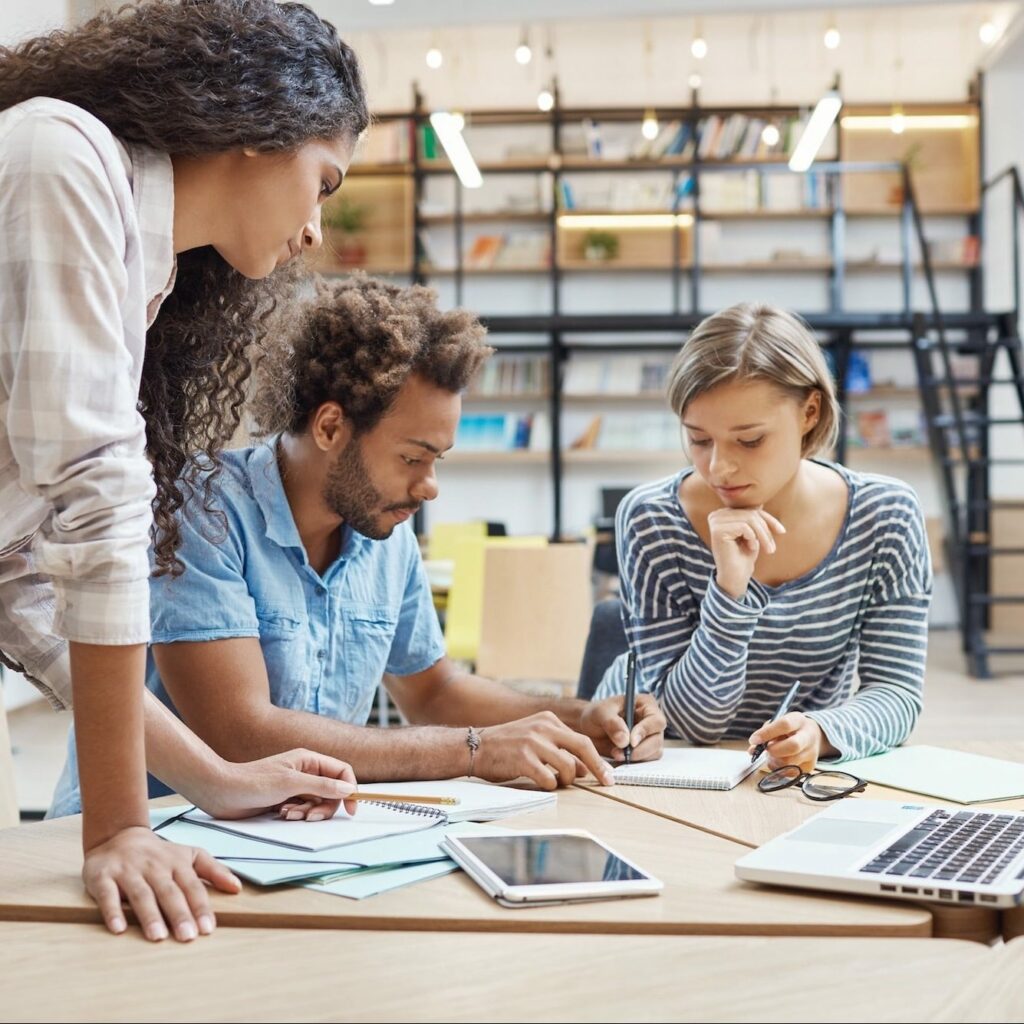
[{"left": 747, "top": 680, "right": 835, "bottom": 774}]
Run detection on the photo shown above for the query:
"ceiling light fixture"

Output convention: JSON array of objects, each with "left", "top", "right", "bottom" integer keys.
[
  {"left": 537, "top": 88, "right": 554, "bottom": 112},
  {"left": 425, "top": 46, "right": 442, "bottom": 70},
  {"left": 641, "top": 109, "right": 659, "bottom": 141},
  {"left": 430, "top": 111, "right": 483, "bottom": 189},
  {"left": 788, "top": 89, "right": 842, "bottom": 173},
  {"left": 979, "top": 20, "right": 1000, "bottom": 44},
  {"left": 515, "top": 28, "right": 532, "bottom": 65},
  {"left": 824, "top": 26, "right": 840, "bottom": 50}
]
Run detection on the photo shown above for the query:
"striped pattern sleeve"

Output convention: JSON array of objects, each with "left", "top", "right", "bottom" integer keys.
[
  {"left": 617, "top": 484, "right": 771, "bottom": 744},
  {"left": 806, "top": 490, "right": 931, "bottom": 760}
]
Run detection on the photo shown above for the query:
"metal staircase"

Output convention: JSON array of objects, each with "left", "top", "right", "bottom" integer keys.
[{"left": 909, "top": 165, "right": 1024, "bottom": 677}]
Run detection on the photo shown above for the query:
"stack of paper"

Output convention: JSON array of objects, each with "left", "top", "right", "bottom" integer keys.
[{"left": 152, "top": 806, "right": 513, "bottom": 897}]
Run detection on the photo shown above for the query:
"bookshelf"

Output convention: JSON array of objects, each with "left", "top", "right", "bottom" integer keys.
[{"left": 317, "top": 87, "right": 984, "bottom": 541}]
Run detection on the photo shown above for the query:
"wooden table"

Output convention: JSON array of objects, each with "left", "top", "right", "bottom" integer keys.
[
  {"left": 0, "top": 785, "right": 932, "bottom": 938},
  {"left": 0, "top": 922, "right": 1016, "bottom": 1023},
  {"left": 582, "top": 740, "right": 1024, "bottom": 943}
]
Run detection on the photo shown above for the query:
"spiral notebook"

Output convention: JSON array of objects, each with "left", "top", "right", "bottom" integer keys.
[
  {"left": 612, "top": 748, "right": 765, "bottom": 791},
  {"left": 182, "top": 799, "right": 447, "bottom": 853}
]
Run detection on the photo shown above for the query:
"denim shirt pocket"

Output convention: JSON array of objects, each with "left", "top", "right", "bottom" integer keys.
[
  {"left": 255, "top": 605, "right": 310, "bottom": 710},
  {"left": 339, "top": 603, "right": 398, "bottom": 721}
]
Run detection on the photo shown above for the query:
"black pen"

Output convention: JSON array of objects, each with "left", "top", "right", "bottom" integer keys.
[
  {"left": 749, "top": 680, "right": 802, "bottom": 763},
  {"left": 623, "top": 651, "right": 637, "bottom": 764}
]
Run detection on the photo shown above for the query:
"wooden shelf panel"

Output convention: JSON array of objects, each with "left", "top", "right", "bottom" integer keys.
[
  {"left": 463, "top": 392, "right": 549, "bottom": 402},
  {"left": 422, "top": 265, "right": 550, "bottom": 276},
  {"left": 444, "top": 450, "right": 550, "bottom": 465},
  {"left": 421, "top": 211, "right": 550, "bottom": 224}
]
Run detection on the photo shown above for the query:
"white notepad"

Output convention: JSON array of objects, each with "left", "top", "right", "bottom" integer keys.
[
  {"left": 183, "top": 801, "right": 445, "bottom": 853},
  {"left": 345, "top": 780, "right": 556, "bottom": 822},
  {"left": 612, "top": 748, "right": 764, "bottom": 791}
]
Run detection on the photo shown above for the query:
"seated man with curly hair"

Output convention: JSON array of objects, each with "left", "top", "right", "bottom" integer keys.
[{"left": 50, "top": 275, "right": 665, "bottom": 815}]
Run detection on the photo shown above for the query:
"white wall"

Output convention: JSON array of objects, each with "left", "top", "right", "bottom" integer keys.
[
  {"left": 0, "top": 1, "right": 69, "bottom": 43},
  {"left": 342, "top": 2, "right": 1014, "bottom": 111},
  {"left": 982, "top": 27, "right": 1024, "bottom": 499}
]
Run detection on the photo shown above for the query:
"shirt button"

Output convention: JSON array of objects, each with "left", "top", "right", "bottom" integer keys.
[{"left": 317, "top": 649, "right": 326, "bottom": 660}]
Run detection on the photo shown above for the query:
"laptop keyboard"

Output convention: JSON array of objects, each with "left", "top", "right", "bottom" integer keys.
[{"left": 859, "top": 809, "right": 1024, "bottom": 885}]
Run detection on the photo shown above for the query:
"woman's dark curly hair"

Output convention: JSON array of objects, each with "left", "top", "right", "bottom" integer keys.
[
  {"left": 251, "top": 274, "right": 493, "bottom": 438},
  {"left": 0, "top": 0, "right": 368, "bottom": 574}
]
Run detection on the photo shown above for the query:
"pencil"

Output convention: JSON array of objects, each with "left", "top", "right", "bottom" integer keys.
[{"left": 347, "top": 792, "right": 461, "bottom": 806}]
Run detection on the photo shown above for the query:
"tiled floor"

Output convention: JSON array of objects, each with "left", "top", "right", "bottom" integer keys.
[{"left": 6, "top": 628, "right": 1024, "bottom": 816}]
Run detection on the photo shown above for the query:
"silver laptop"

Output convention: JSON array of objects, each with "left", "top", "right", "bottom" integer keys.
[{"left": 735, "top": 799, "right": 1024, "bottom": 908}]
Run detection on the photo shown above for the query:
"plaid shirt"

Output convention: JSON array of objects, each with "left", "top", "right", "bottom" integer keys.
[{"left": 0, "top": 98, "right": 175, "bottom": 709}]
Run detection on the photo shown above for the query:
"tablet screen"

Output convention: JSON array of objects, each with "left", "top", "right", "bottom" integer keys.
[{"left": 457, "top": 834, "right": 647, "bottom": 886}]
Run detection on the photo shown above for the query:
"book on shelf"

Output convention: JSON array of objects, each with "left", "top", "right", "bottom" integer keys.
[
  {"left": 468, "top": 355, "right": 549, "bottom": 397},
  {"left": 455, "top": 413, "right": 535, "bottom": 452},
  {"left": 926, "top": 235, "right": 980, "bottom": 267},
  {"left": 466, "top": 235, "right": 503, "bottom": 269},
  {"left": 562, "top": 354, "right": 674, "bottom": 397},
  {"left": 694, "top": 112, "right": 813, "bottom": 162},
  {"left": 565, "top": 410, "right": 681, "bottom": 452},
  {"left": 461, "top": 232, "right": 549, "bottom": 270},
  {"left": 847, "top": 409, "right": 926, "bottom": 450}
]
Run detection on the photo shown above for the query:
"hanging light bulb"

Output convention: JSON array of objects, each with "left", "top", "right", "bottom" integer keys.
[
  {"left": 425, "top": 46, "right": 442, "bottom": 70},
  {"left": 691, "top": 35, "right": 708, "bottom": 59},
  {"left": 824, "top": 26, "right": 841, "bottom": 50},
  {"left": 641, "top": 109, "right": 659, "bottom": 140},
  {"left": 450, "top": 111, "right": 465, "bottom": 132},
  {"left": 762, "top": 123, "right": 781, "bottom": 147},
  {"left": 891, "top": 106, "right": 906, "bottom": 135},
  {"left": 537, "top": 88, "right": 554, "bottom": 112},
  {"left": 979, "top": 21, "right": 1000, "bottom": 45},
  {"left": 515, "top": 29, "right": 532, "bottom": 65},
  {"left": 688, "top": 72, "right": 702, "bottom": 90}
]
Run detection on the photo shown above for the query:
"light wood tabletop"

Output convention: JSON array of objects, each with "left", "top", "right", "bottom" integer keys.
[
  {"left": 582, "top": 740, "right": 1024, "bottom": 851},
  {"left": 0, "top": 922, "right": 1016, "bottom": 1023},
  {"left": 0, "top": 784, "right": 933, "bottom": 939},
  {"left": 579, "top": 740, "right": 1024, "bottom": 943}
]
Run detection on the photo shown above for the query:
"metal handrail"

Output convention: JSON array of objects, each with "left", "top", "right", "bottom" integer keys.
[{"left": 982, "top": 165, "right": 1024, "bottom": 326}]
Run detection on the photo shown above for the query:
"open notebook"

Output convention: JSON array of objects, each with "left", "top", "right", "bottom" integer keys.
[{"left": 612, "top": 748, "right": 765, "bottom": 791}]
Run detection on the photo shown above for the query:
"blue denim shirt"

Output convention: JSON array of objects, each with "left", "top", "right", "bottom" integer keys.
[{"left": 49, "top": 439, "right": 446, "bottom": 817}]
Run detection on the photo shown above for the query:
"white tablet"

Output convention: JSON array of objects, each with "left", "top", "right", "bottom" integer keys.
[{"left": 440, "top": 829, "right": 663, "bottom": 907}]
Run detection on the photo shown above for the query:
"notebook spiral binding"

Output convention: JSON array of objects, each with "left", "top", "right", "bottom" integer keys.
[
  {"left": 614, "top": 774, "right": 730, "bottom": 790},
  {"left": 365, "top": 800, "right": 450, "bottom": 823}
]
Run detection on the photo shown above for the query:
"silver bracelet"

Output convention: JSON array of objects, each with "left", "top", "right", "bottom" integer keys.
[{"left": 466, "top": 726, "right": 483, "bottom": 777}]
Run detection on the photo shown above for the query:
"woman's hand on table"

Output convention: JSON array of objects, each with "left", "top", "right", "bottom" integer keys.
[{"left": 82, "top": 826, "right": 241, "bottom": 942}]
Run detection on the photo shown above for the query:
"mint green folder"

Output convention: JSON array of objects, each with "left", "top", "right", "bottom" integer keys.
[
  {"left": 839, "top": 745, "right": 1024, "bottom": 805},
  {"left": 149, "top": 807, "right": 507, "bottom": 886}
]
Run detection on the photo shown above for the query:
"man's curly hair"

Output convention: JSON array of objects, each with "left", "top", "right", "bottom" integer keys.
[{"left": 251, "top": 274, "right": 493, "bottom": 437}]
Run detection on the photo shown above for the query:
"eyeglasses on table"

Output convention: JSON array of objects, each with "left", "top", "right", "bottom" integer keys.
[{"left": 757, "top": 765, "right": 867, "bottom": 801}]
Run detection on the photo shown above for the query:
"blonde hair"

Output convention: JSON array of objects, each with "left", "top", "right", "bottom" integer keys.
[{"left": 666, "top": 303, "right": 840, "bottom": 457}]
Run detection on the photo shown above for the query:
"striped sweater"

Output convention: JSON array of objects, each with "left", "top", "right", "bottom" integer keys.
[{"left": 594, "top": 461, "right": 932, "bottom": 761}]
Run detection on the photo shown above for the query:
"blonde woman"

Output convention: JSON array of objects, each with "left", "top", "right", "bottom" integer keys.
[{"left": 596, "top": 303, "right": 931, "bottom": 772}]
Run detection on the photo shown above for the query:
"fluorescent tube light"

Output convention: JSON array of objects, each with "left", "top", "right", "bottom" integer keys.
[
  {"left": 788, "top": 91, "right": 842, "bottom": 173},
  {"left": 429, "top": 112, "right": 483, "bottom": 189},
  {"left": 840, "top": 114, "right": 976, "bottom": 131}
]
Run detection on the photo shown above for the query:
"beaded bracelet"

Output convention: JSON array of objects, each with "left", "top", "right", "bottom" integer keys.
[{"left": 466, "top": 726, "right": 483, "bottom": 777}]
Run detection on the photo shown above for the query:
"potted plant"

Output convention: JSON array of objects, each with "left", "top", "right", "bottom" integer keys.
[
  {"left": 582, "top": 230, "right": 619, "bottom": 262},
  {"left": 323, "top": 195, "right": 368, "bottom": 268}
]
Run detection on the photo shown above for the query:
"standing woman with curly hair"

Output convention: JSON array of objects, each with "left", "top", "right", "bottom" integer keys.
[{"left": 0, "top": 0, "right": 369, "bottom": 940}]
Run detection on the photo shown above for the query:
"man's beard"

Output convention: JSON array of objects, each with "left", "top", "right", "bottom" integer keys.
[{"left": 322, "top": 436, "right": 418, "bottom": 540}]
